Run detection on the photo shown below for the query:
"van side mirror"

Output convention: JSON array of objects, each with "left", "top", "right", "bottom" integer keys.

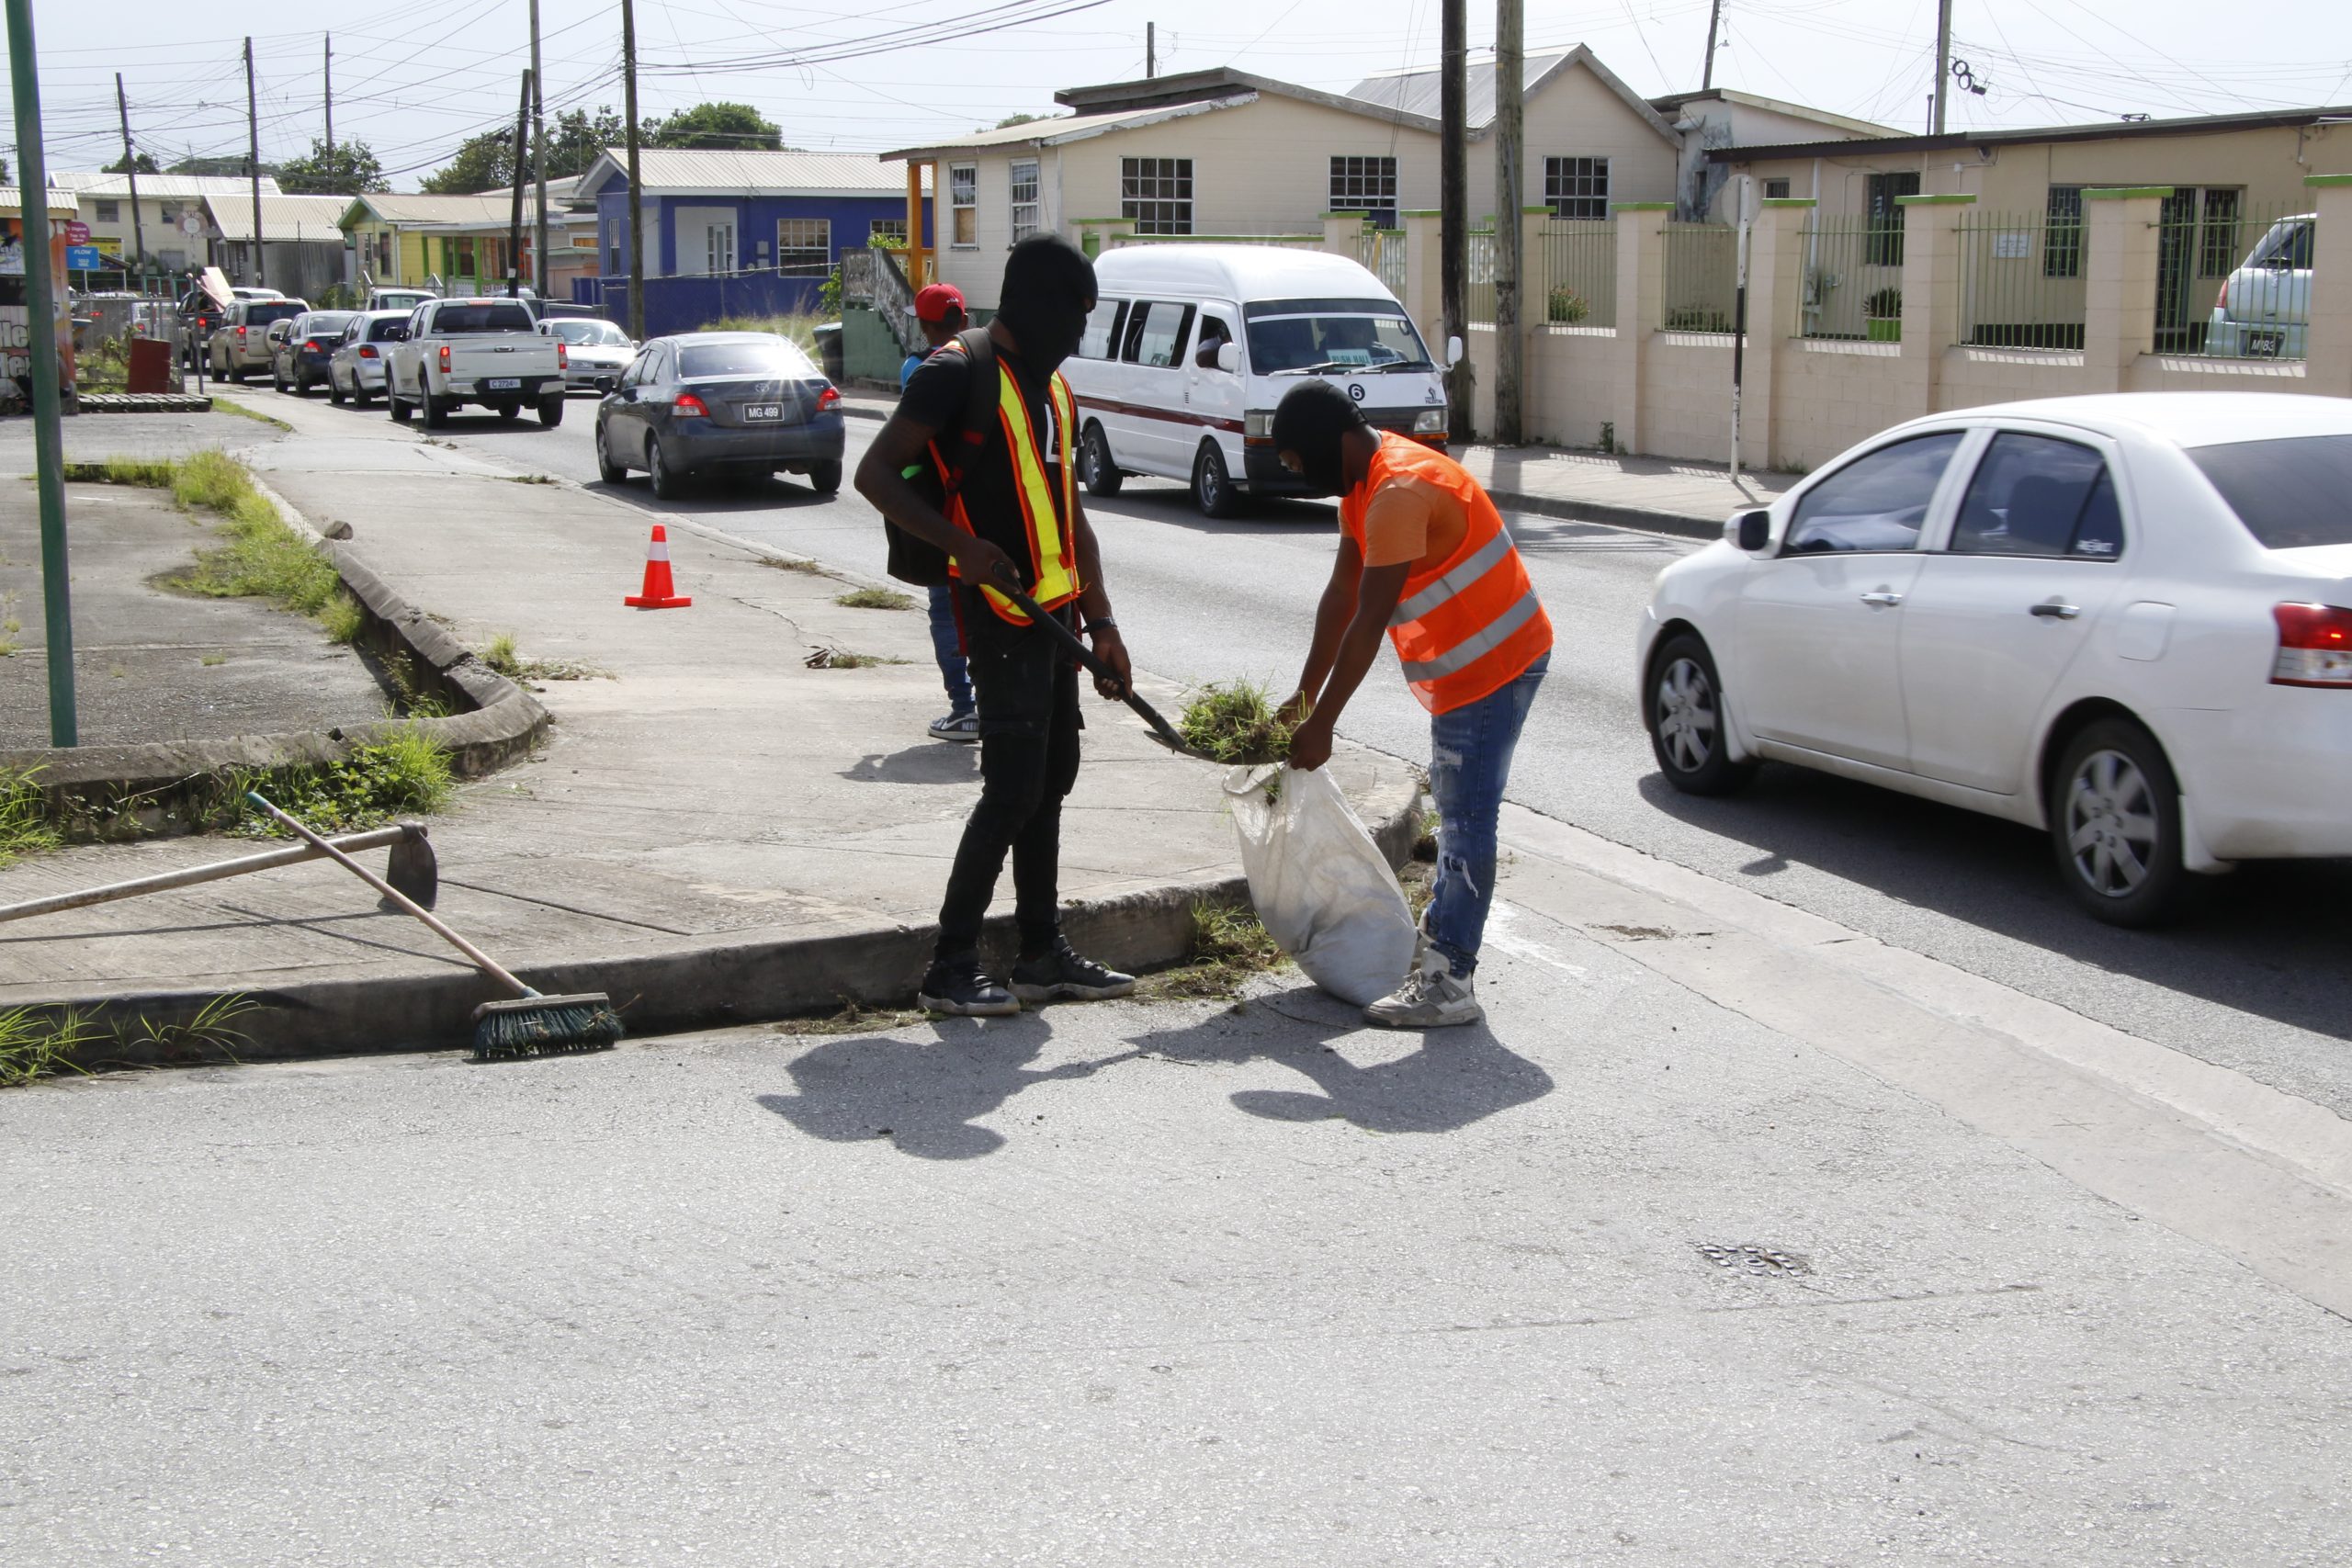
[
  {"left": 1729, "top": 508, "right": 1771, "bottom": 552},
  {"left": 1444, "top": 333, "right": 1464, "bottom": 368},
  {"left": 1216, "top": 341, "right": 1239, "bottom": 374}
]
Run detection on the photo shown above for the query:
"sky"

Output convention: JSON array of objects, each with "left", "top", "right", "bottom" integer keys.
[{"left": 16, "top": 0, "right": 2352, "bottom": 185}]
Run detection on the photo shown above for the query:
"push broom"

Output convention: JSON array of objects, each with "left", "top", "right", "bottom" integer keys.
[{"left": 246, "top": 792, "right": 622, "bottom": 1061}]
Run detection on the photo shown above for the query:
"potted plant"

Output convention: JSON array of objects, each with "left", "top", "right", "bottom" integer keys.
[
  {"left": 1865, "top": 286, "right": 1902, "bottom": 342},
  {"left": 1546, "top": 286, "right": 1588, "bottom": 324}
]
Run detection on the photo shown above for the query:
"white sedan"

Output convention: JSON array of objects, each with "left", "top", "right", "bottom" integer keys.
[{"left": 1637, "top": 392, "right": 2352, "bottom": 926}]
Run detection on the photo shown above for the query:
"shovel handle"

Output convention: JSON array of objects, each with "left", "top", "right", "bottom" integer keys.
[
  {"left": 246, "top": 793, "right": 531, "bottom": 999},
  {"left": 989, "top": 581, "right": 1200, "bottom": 757}
]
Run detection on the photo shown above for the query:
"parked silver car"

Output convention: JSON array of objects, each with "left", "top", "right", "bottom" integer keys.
[
  {"left": 207, "top": 297, "right": 309, "bottom": 381},
  {"left": 2206, "top": 213, "right": 2314, "bottom": 360},
  {"left": 326, "top": 310, "right": 413, "bottom": 406},
  {"left": 541, "top": 316, "right": 635, "bottom": 394}
]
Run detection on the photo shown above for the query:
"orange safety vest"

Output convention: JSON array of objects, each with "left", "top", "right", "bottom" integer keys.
[
  {"left": 1340, "top": 433, "right": 1553, "bottom": 715},
  {"left": 937, "top": 342, "right": 1085, "bottom": 626}
]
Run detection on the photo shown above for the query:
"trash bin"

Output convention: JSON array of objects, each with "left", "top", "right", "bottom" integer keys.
[
  {"left": 128, "top": 336, "right": 176, "bottom": 394},
  {"left": 813, "top": 321, "right": 844, "bottom": 384}
]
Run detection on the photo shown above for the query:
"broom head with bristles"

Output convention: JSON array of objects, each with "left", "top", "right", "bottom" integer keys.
[{"left": 471, "top": 992, "right": 624, "bottom": 1061}]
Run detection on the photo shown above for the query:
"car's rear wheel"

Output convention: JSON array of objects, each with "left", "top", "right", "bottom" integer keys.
[
  {"left": 2049, "top": 718, "right": 2188, "bottom": 927},
  {"left": 1645, "top": 634, "right": 1757, "bottom": 795},
  {"left": 537, "top": 395, "right": 564, "bottom": 428},
  {"left": 420, "top": 387, "right": 448, "bottom": 429},
  {"left": 648, "top": 440, "right": 687, "bottom": 500},
  {"left": 1193, "top": 440, "right": 1238, "bottom": 519},
  {"left": 805, "top": 459, "right": 842, "bottom": 495},
  {"left": 1081, "top": 422, "right": 1124, "bottom": 497},
  {"left": 328, "top": 373, "right": 345, "bottom": 406},
  {"left": 594, "top": 423, "right": 628, "bottom": 484},
  {"left": 228, "top": 363, "right": 246, "bottom": 384},
  {"left": 354, "top": 379, "right": 374, "bottom": 407}
]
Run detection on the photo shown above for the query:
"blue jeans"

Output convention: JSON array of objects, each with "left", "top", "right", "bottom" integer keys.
[
  {"left": 928, "top": 583, "right": 974, "bottom": 716},
  {"left": 1425, "top": 652, "right": 1548, "bottom": 977}
]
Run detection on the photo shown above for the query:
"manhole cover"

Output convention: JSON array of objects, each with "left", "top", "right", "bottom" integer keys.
[{"left": 1696, "top": 1242, "right": 1811, "bottom": 1278}]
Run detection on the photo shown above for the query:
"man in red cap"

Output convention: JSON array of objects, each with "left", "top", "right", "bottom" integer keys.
[{"left": 899, "top": 283, "right": 978, "bottom": 742}]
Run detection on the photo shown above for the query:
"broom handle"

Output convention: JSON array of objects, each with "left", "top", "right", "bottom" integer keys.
[
  {"left": 990, "top": 581, "right": 1196, "bottom": 756},
  {"left": 246, "top": 793, "right": 531, "bottom": 999}
]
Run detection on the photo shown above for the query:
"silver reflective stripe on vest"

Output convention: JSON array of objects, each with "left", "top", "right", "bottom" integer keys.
[
  {"left": 1388, "top": 530, "right": 1515, "bottom": 627},
  {"left": 1400, "top": 589, "right": 1544, "bottom": 682}
]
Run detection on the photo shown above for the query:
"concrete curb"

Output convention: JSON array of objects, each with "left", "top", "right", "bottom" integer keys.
[
  {"left": 38, "top": 761, "right": 1422, "bottom": 1067},
  {"left": 1482, "top": 485, "right": 1724, "bottom": 543},
  {"left": 0, "top": 476, "right": 549, "bottom": 829}
]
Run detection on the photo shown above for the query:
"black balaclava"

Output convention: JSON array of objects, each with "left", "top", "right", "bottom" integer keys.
[
  {"left": 996, "top": 234, "right": 1098, "bottom": 374},
  {"left": 1272, "top": 378, "right": 1369, "bottom": 497}
]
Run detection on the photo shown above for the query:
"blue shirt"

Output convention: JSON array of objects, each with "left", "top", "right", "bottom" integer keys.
[{"left": 900, "top": 351, "right": 927, "bottom": 390}]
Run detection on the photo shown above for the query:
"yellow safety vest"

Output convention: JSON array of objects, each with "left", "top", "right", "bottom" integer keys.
[{"left": 945, "top": 357, "right": 1084, "bottom": 626}]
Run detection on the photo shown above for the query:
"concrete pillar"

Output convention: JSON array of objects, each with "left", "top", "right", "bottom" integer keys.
[
  {"left": 1323, "top": 212, "right": 1364, "bottom": 257},
  {"left": 1609, "top": 202, "right": 1670, "bottom": 455},
  {"left": 1400, "top": 209, "right": 1445, "bottom": 354},
  {"left": 1894, "top": 191, "right": 1972, "bottom": 421},
  {"left": 2082, "top": 187, "right": 2170, "bottom": 391},
  {"left": 1071, "top": 217, "right": 1136, "bottom": 262},
  {"left": 1746, "top": 197, "right": 1811, "bottom": 469},
  {"left": 2301, "top": 175, "right": 2352, "bottom": 398}
]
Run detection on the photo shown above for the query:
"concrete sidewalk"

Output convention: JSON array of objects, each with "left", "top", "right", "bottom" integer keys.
[{"left": 0, "top": 397, "right": 1416, "bottom": 1054}]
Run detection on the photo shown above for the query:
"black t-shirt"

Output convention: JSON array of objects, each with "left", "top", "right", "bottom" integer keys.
[{"left": 898, "top": 339, "right": 1070, "bottom": 592}]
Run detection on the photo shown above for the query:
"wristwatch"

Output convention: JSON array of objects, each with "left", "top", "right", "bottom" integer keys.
[{"left": 1084, "top": 616, "right": 1120, "bottom": 636}]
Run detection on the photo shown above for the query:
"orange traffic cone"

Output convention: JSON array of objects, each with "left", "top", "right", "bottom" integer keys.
[{"left": 624, "top": 524, "right": 692, "bottom": 609}]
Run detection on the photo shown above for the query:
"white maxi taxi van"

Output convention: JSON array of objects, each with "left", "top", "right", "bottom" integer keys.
[{"left": 1060, "top": 245, "right": 1459, "bottom": 518}]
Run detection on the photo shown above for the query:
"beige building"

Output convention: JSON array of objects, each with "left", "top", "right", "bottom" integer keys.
[
  {"left": 882, "top": 54, "right": 1886, "bottom": 310},
  {"left": 49, "top": 172, "right": 282, "bottom": 278}
]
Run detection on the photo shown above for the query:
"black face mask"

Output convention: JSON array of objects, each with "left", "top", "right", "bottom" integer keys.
[
  {"left": 1271, "top": 379, "right": 1365, "bottom": 497},
  {"left": 1003, "top": 299, "right": 1089, "bottom": 373},
  {"left": 997, "top": 234, "right": 1098, "bottom": 375}
]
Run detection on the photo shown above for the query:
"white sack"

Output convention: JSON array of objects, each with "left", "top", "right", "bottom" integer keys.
[{"left": 1223, "top": 764, "right": 1418, "bottom": 1007}]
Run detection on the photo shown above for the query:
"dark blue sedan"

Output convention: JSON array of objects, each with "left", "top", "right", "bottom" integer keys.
[{"left": 594, "top": 332, "right": 845, "bottom": 499}]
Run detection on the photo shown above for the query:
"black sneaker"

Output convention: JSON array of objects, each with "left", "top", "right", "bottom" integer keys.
[
  {"left": 1009, "top": 941, "right": 1136, "bottom": 1003},
  {"left": 918, "top": 957, "right": 1019, "bottom": 1018}
]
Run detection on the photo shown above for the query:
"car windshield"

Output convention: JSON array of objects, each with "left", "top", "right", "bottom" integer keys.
[
  {"left": 1244, "top": 299, "right": 1430, "bottom": 374},
  {"left": 245, "top": 302, "right": 304, "bottom": 327},
  {"left": 367, "top": 319, "right": 408, "bottom": 342},
  {"left": 552, "top": 320, "right": 630, "bottom": 346},
  {"left": 677, "top": 340, "right": 815, "bottom": 379},
  {"left": 2246, "top": 218, "right": 2316, "bottom": 271},
  {"left": 2188, "top": 434, "right": 2352, "bottom": 549},
  {"left": 303, "top": 312, "right": 356, "bottom": 336},
  {"left": 432, "top": 302, "right": 537, "bottom": 334}
]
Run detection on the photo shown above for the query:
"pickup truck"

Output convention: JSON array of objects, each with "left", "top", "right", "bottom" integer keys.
[{"left": 384, "top": 296, "right": 567, "bottom": 428}]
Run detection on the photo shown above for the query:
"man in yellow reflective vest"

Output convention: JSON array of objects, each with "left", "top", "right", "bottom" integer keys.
[{"left": 855, "top": 236, "right": 1139, "bottom": 1017}]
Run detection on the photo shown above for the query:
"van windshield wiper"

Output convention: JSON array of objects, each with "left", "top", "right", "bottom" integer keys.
[{"left": 1269, "top": 360, "right": 1362, "bottom": 377}]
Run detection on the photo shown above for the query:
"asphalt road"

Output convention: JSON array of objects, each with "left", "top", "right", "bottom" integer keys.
[{"left": 254, "top": 383, "right": 2352, "bottom": 1118}]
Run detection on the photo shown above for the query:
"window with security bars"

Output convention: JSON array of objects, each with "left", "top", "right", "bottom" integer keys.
[
  {"left": 2043, "top": 186, "right": 2084, "bottom": 278},
  {"left": 1122, "top": 157, "right": 1193, "bottom": 236},
  {"left": 949, "top": 164, "right": 978, "bottom": 247},
  {"left": 1329, "top": 156, "right": 1397, "bottom": 213},
  {"left": 775, "top": 218, "right": 831, "bottom": 275},
  {"left": 1010, "top": 159, "right": 1042, "bottom": 243},
  {"left": 2199, "top": 188, "right": 2245, "bottom": 278},
  {"left": 1544, "top": 157, "right": 1610, "bottom": 220},
  {"left": 1866, "top": 171, "right": 1921, "bottom": 266}
]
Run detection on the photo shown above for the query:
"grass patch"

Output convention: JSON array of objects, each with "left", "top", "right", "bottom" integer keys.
[
  {"left": 0, "top": 1006, "right": 99, "bottom": 1088},
  {"left": 199, "top": 653, "right": 228, "bottom": 667},
  {"left": 1177, "top": 680, "right": 1294, "bottom": 765},
  {"left": 502, "top": 473, "right": 560, "bottom": 485},
  {"left": 481, "top": 632, "right": 606, "bottom": 683},
  {"left": 221, "top": 727, "right": 453, "bottom": 838},
  {"left": 835, "top": 586, "right": 917, "bottom": 611},
  {"left": 1136, "top": 900, "right": 1290, "bottom": 1002},
  {"left": 755, "top": 554, "right": 827, "bottom": 576},
  {"left": 804, "top": 648, "right": 910, "bottom": 670},
  {"left": 208, "top": 396, "right": 293, "bottom": 432},
  {"left": 706, "top": 311, "right": 821, "bottom": 352},
  {"left": 0, "top": 768, "right": 62, "bottom": 868},
  {"left": 775, "top": 998, "right": 931, "bottom": 1038},
  {"left": 0, "top": 992, "right": 265, "bottom": 1087},
  {"left": 0, "top": 591, "right": 19, "bottom": 656}
]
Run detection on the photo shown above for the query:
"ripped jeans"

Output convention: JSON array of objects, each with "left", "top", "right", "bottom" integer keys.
[{"left": 1424, "top": 652, "right": 1549, "bottom": 977}]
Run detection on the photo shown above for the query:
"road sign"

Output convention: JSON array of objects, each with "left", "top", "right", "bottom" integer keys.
[
  {"left": 64, "top": 244, "right": 101, "bottom": 271},
  {"left": 62, "top": 220, "right": 88, "bottom": 244}
]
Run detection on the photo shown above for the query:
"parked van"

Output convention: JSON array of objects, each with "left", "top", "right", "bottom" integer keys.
[{"left": 1061, "top": 246, "right": 1457, "bottom": 518}]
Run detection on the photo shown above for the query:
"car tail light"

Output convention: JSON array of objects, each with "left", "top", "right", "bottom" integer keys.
[
  {"left": 235, "top": 325, "right": 246, "bottom": 342},
  {"left": 817, "top": 385, "right": 841, "bottom": 412},
  {"left": 437, "top": 344, "right": 451, "bottom": 373},
  {"left": 674, "top": 392, "right": 710, "bottom": 418},
  {"left": 557, "top": 342, "right": 569, "bottom": 369},
  {"left": 358, "top": 345, "right": 378, "bottom": 359},
  {"left": 2215, "top": 277, "right": 2230, "bottom": 315},
  {"left": 2272, "top": 603, "right": 2352, "bottom": 686}
]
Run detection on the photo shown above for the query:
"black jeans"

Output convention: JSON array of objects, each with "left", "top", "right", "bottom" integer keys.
[{"left": 934, "top": 590, "right": 1083, "bottom": 963}]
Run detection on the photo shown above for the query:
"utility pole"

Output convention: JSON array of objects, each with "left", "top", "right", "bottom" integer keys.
[
  {"left": 1932, "top": 0, "right": 1952, "bottom": 133},
  {"left": 506, "top": 69, "right": 531, "bottom": 297},
  {"left": 530, "top": 0, "right": 548, "bottom": 299},
  {"left": 323, "top": 34, "right": 333, "bottom": 153},
  {"left": 1494, "top": 0, "right": 1525, "bottom": 446},
  {"left": 116, "top": 73, "right": 145, "bottom": 293},
  {"left": 1702, "top": 0, "right": 1723, "bottom": 89},
  {"left": 1147, "top": 22, "right": 1156, "bottom": 79},
  {"left": 243, "top": 37, "right": 265, "bottom": 289},
  {"left": 8, "top": 0, "right": 79, "bottom": 744},
  {"left": 1440, "top": 0, "right": 1470, "bottom": 439},
  {"left": 621, "top": 0, "right": 646, "bottom": 338}
]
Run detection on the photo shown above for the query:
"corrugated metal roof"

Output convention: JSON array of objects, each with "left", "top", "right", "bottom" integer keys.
[
  {"left": 202, "top": 194, "right": 358, "bottom": 243},
  {"left": 612, "top": 149, "right": 924, "bottom": 194},
  {"left": 880, "top": 98, "right": 1258, "bottom": 160},
  {"left": 51, "top": 172, "right": 285, "bottom": 199},
  {"left": 0, "top": 186, "right": 81, "bottom": 217},
  {"left": 343, "top": 193, "right": 522, "bottom": 226},
  {"left": 1348, "top": 51, "right": 1574, "bottom": 129}
]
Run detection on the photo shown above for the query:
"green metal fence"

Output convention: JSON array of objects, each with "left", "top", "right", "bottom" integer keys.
[
  {"left": 1466, "top": 227, "right": 1497, "bottom": 323},
  {"left": 1537, "top": 220, "right": 1615, "bottom": 328},
  {"left": 1661, "top": 222, "right": 1737, "bottom": 333},
  {"left": 1798, "top": 215, "right": 1905, "bottom": 341},
  {"left": 2156, "top": 195, "right": 2314, "bottom": 360},
  {"left": 1956, "top": 209, "right": 2087, "bottom": 350}
]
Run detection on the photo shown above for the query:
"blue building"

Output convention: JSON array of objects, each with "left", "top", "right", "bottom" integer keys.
[{"left": 576, "top": 149, "right": 933, "bottom": 334}]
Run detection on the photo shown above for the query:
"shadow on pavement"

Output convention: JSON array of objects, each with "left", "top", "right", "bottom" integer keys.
[
  {"left": 1633, "top": 764, "right": 2352, "bottom": 1043},
  {"left": 839, "top": 743, "right": 980, "bottom": 785}
]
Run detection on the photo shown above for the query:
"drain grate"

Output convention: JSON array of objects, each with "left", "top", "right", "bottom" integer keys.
[{"left": 1696, "top": 1242, "right": 1812, "bottom": 1278}]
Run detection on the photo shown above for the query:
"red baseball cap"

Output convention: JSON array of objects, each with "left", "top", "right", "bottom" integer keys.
[{"left": 907, "top": 283, "right": 967, "bottom": 323}]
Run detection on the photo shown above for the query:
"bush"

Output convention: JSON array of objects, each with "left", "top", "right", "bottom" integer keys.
[
  {"left": 1865, "top": 287, "right": 1903, "bottom": 319},
  {"left": 1546, "top": 287, "right": 1589, "bottom": 324},
  {"left": 0, "top": 768, "right": 60, "bottom": 868}
]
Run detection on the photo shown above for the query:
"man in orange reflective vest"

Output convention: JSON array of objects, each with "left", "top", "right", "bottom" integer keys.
[
  {"left": 1272, "top": 378, "right": 1553, "bottom": 1029},
  {"left": 855, "top": 236, "right": 1138, "bottom": 1018}
]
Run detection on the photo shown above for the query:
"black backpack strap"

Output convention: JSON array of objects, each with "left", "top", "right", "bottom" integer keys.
[{"left": 943, "top": 325, "right": 998, "bottom": 494}]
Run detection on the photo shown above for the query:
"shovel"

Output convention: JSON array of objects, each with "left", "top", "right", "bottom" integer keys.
[{"left": 988, "top": 581, "right": 1207, "bottom": 760}]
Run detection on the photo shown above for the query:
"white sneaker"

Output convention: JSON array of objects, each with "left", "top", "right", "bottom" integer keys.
[
  {"left": 928, "top": 710, "right": 980, "bottom": 743},
  {"left": 1363, "top": 949, "right": 1483, "bottom": 1030}
]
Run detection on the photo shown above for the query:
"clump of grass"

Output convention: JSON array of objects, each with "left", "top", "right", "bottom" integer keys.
[
  {"left": 0, "top": 1006, "right": 99, "bottom": 1089},
  {"left": 208, "top": 397, "right": 293, "bottom": 432},
  {"left": 1138, "top": 900, "right": 1289, "bottom": 1001},
  {"left": 199, "top": 653, "right": 228, "bottom": 667},
  {"left": 1177, "top": 680, "right": 1294, "bottom": 765},
  {"left": 776, "top": 998, "right": 930, "bottom": 1037},
  {"left": 755, "top": 555, "right": 827, "bottom": 576},
  {"left": 483, "top": 632, "right": 522, "bottom": 678},
  {"left": 0, "top": 768, "right": 61, "bottom": 868},
  {"left": 217, "top": 727, "right": 454, "bottom": 837},
  {"left": 61, "top": 457, "right": 177, "bottom": 488},
  {"left": 804, "top": 648, "right": 910, "bottom": 670},
  {"left": 835, "top": 586, "right": 917, "bottom": 611},
  {"left": 108, "top": 993, "right": 261, "bottom": 1064},
  {"left": 0, "top": 590, "right": 19, "bottom": 657},
  {"left": 502, "top": 473, "right": 559, "bottom": 485},
  {"left": 480, "top": 632, "right": 605, "bottom": 682}
]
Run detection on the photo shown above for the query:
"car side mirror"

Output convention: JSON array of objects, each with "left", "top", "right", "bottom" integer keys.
[
  {"left": 1215, "top": 341, "right": 1239, "bottom": 373},
  {"left": 1444, "top": 334, "right": 1464, "bottom": 369},
  {"left": 1729, "top": 508, "right": 1772, "bottom": 552}
]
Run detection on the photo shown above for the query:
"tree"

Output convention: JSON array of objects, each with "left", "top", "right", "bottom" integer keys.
[
  {"left": 104, "top": 151, "right": 161, "bottom": 175},
  {"left": 543, "top": 107, "right": 657, "bottom": 179},
  {"left": 169, "top": 154, "right": 274, "bottom": 178},
  {"left": 277, "top": 138, "right": 387, "bottom": 196},
  {"left": 650, "top": 102, "right": 783, "bottom": 151},
  {"left": 0, "top": 156, "right": 10, "bottom": 186},
  {"left": 995, "top": 112, "right": 1045, "bottom": 129},
  {"left": 421, "top": 130, "right": 516, "bottom": 195}
]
